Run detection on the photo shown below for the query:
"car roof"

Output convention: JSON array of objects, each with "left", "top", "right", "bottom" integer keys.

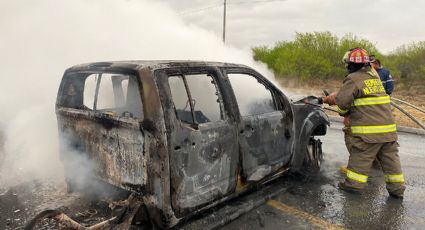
[{"left": 67, "top": 60, "right": 250, "bottom": 72}]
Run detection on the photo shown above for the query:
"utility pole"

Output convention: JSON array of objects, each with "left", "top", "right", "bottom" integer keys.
[{"left": 222, "top": 0, "right": 227, "bottom": 44}]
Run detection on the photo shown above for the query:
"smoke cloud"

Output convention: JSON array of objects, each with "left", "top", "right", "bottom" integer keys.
[{"left": 0, "top": 0, "right": 276, "bottom": 187}]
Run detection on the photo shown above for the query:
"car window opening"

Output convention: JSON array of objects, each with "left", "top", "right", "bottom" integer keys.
[
  {"left": 227, "top": 73, "right": 278, "bottom": 116},
  {"left": 168, "top": 73, "right": 223, "bottom": 126},
  {"left": 59, "top": 72, "right": 143, "bottom": 119}
]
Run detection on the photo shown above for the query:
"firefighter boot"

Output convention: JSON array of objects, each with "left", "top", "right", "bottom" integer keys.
[
  {"left": 338, "top": 181, "right": 363, "bottom": 194},
  {"left": 388, "top": 185, "right": 406, "bottom": 199}
]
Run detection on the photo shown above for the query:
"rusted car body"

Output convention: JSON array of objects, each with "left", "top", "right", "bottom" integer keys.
[{"left": 55, "top": 61, "right": 329, "bottom": 228}]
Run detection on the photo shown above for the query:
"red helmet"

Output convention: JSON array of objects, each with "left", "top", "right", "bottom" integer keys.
[{"left": 342, "top": 48, "right": 370, "bottom": 64}]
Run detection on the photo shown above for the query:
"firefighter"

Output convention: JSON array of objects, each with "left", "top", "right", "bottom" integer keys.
[{"left": 322, "top": 48, "right": 405, "bottom": 198}]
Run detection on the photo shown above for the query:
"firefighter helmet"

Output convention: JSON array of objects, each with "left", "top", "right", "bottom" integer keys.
[{"left": 342, "top": 48, "right": 370, "bottom": 64}]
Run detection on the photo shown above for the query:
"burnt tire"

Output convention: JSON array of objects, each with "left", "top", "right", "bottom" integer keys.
[{"left": 301, "top": 137, "right": 323, "bottom": 174}]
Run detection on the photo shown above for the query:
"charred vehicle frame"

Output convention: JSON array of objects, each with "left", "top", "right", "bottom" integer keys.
[{"left": 52, "top": 61, "right": 329, "bottom": 228}]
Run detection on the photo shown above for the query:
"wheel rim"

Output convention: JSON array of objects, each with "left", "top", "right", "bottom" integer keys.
[{"left": 307, "top": 138, "right": 322, "bottom": 170}]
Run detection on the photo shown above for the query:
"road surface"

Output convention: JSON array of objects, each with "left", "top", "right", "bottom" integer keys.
[
  {"left": 219, "top": 122, "right": 425, "bottom": 229},
  {"left": 1, "top": 122, "right": 424, "bottom": 229}
]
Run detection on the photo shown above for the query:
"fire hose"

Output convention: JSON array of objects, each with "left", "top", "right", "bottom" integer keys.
[
  {"left": 392, "top": 97, "right": 425, "bottom": 114},
  {"left": 390, "top": 101, "right": 425, "bottom": 130}
]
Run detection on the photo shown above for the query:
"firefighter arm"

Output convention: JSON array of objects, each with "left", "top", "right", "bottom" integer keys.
[
  {"left": 335, "top": 78, "right": 357, "bottom": 116},
  {"left": 322, "top": 92, "right": 337, "bottom": 105},
  {"left": 343, "top": 116, "right": 351, "bottom": 126}
]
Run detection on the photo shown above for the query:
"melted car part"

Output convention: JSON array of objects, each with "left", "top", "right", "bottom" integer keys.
[{"left": 24, "top": 193, "right": 148, "bottom": 230}]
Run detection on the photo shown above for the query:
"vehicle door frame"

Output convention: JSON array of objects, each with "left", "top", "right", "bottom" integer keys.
[
  {"left": 221, "top": 67, "right": 294, "bottom": 182},
  {"left": 154, "top": 66, "right": 240, "bottom": 217}
]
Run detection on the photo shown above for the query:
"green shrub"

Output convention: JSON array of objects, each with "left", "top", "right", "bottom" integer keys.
[
  {"left": 252, "top": 32, "right": 381, "bottom": 81},
  {"left": 384, "top": 42, "right": 425, "bottom": 93},
  {"left": 253, "top": 32, "right": 425, "bottom": 93}
]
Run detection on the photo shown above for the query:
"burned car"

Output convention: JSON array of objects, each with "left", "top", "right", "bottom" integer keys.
[{"left": 55, "top": 61, "right": 329, "bottom": 228}]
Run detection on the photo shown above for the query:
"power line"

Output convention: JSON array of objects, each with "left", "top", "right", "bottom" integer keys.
[
  {"left": 228, "top": 0, "right": 287, "bottom": 5},
  {"left": 178, "top": 4, "right": 222, "bottom": 15},
  {"left": 179, "top": 0, "right": 286, "bottom": 15},
  {"left": 178, "top": 0, "right": 223, "bottom": 15}
]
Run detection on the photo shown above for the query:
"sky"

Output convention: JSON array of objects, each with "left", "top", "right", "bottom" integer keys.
[{"left": 162, "top": 0, "right": 425, "bottom": 53}]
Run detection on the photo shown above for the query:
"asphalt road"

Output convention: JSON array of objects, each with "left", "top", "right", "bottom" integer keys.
[{"left": 220, "top": 122, "right": 425, "bottom": 230}]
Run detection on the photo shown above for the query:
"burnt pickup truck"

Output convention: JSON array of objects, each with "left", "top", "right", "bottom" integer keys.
[{"left": 55, "top": 61, "right": 329, "bottom": 228}]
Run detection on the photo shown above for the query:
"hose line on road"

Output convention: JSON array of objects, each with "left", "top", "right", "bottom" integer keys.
[
  {"left": 391, "top": 101, "right": 425, "bottom": 130},
  {"left": 392, "top": 97, "right": 425, "bottom": 114}
]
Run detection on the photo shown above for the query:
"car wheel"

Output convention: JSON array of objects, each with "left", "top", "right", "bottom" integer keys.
[{"left": 302, "top": 137, "right": 323, "bottom": 174}]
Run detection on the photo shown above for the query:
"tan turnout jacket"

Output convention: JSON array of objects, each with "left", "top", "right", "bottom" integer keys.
[{"left": 331, "top": 66, "right": 397, "bottom": 143}]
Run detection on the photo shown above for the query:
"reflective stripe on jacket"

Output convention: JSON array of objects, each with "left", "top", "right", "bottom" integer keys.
[{"left": 335, "top": 66, "right": 397, "bottom": 143}]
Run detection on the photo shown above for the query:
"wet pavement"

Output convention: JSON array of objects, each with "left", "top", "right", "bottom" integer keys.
[
  {"left": 1, "top": 122, "right": 424, "bottom": 229},
  {"left": 222, "top": 122, "right": 425, "bottom": 230}
]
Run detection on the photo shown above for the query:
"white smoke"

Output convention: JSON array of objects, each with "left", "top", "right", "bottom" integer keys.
[{"left": 0, "top": 0, "right": 276, "bottom": 187}]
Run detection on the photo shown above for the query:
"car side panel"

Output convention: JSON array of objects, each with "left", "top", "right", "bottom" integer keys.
[
  {"left": 169, "top": 121, "right": 238, "bottom": 212},
  {"left": 239, "top": 111, "right": 292, "bottom": 181},
  {"left": 56, "top": 108, "right": 147, "bottom": 191}
]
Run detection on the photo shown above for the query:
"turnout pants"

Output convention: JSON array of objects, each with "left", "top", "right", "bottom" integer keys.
[
  {"left": 343, "top": 136, "right": 405, "bottom": 195},
  {"left": 343, "top": 126, "right": 353, "bottom": 153},
  {"left": 343, "top": 127, "right": 381, "bottom": 169}
]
